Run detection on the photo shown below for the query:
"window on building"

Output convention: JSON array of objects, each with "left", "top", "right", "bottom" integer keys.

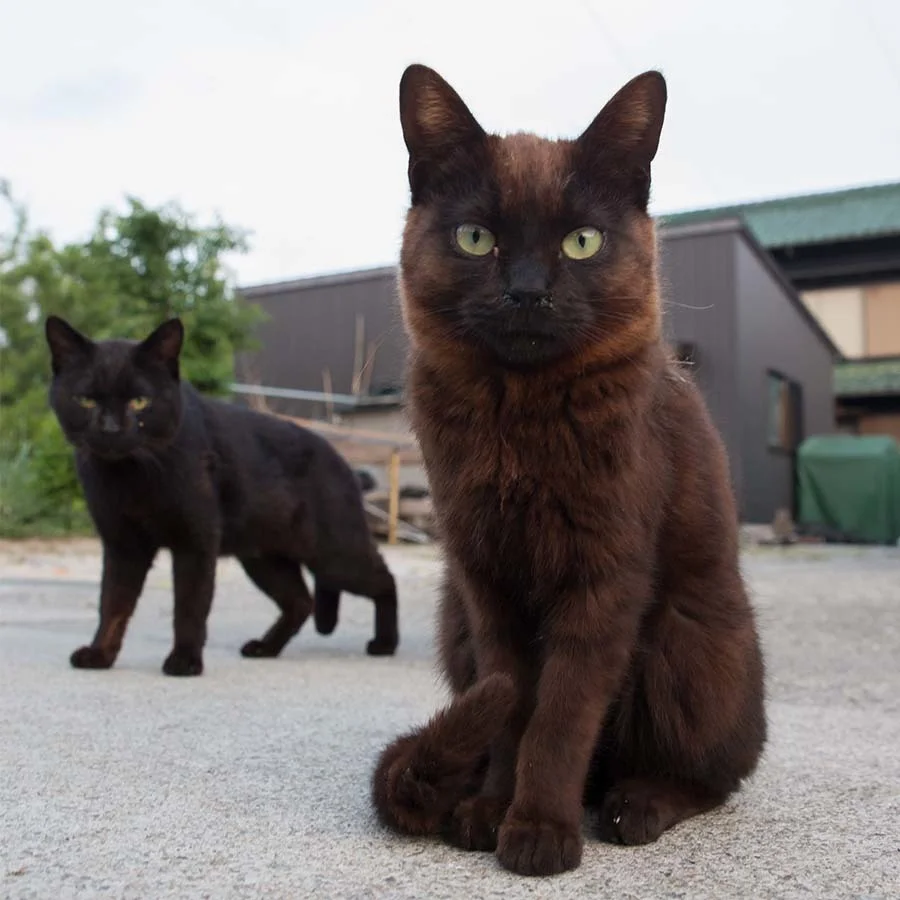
[{"left": 767, "top": 372, "right": 802, "bottom": 451}]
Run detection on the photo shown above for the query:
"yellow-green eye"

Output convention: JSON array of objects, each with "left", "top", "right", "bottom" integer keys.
[
  {"left": 75, "top": 396, "right": 97, "bottom": 409},
  {"left": 129, "top": 397, "right": 151, "bottom": 412},
  {"left": 562, "top": 227, "right": 604, "bottom": 260},
  {"left": 455, "top": 224, "right": 496, "bottom": 257}
]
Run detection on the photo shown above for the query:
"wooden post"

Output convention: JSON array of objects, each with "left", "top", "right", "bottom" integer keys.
[{"left": 387, "top": 450, "right": 401, "bottom": 545}]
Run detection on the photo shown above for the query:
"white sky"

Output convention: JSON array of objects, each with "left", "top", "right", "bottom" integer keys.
[{"left": 2, "top": 0, "right": 899, "bottom": 286}]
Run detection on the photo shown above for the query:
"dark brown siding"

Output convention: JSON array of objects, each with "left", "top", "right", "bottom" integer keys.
[
  {"left": 735, "top": 237, "right": 836, "bottom": 522},
  {"left": 237, "top": 268, "right": 406, "bottom": 418},
  {"left": 237, "top": 225, "right": 836, "bottom": 522},
  {"left": 657, "top": 230, "right": 742, "bottom": 498}
]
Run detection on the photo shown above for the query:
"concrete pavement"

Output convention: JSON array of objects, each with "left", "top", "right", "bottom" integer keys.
[{"left": 1, "top": 541, "right": 898, "bottom": 899}]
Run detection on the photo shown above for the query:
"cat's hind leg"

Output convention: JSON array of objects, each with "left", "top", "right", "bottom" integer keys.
[
  {"left": 318, "top": 549, "right": 399, "bottom": 656},
  {"left": 313, "top": 581, "right": 340, "bottom": 635},
  {"left": 593, "top": 584, "right": 766, "bottom": 845},
  {"left": 239, "top": 556, "right": 312, "bottom": 658}
]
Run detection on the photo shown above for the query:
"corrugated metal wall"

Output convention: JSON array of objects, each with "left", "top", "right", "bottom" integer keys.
[{"left": 237, "top": 268, "right": 406, "bottom": 419}]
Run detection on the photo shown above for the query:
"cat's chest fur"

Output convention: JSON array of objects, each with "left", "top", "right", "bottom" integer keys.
[{"left": 410, "top": 363, "right": 647, "bottom": 596}]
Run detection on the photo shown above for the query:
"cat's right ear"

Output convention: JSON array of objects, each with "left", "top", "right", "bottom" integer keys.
[
  {"left": 45, "top": 316, "right": 94, "bottom": 375},
  {"left": 399, "top": 64, "right": 486, "bottom": 201},
  {"left": 136, "top": 318, "right": 184, "bottom": 379}
]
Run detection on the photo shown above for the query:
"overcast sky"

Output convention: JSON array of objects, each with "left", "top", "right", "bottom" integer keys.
[{"left": 2, "top": 0, "right": 899, "bottom": 286}]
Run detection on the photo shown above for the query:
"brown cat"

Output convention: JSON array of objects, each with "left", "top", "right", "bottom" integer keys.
[{"left": 371, "top": 65, "right": 766, "bottom": 876}]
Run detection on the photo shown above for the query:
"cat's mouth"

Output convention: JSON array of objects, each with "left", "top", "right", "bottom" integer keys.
[
  {"left": 84, "top": 435, "right": 139, "bottom": 461},
  {"left": 479, "top": 328, "right": 569, "bottom": 369}
]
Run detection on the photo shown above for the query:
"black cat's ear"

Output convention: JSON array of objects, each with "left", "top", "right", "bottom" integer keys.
[
  {"left": 136, "top": 318, "right": 183, "bottom": 378},
  {"left": 399, "top": 64, "right": 487, "bottom": 202},
  {"left": 575, "top": 70, "right": 667, "bottom": 209},
  {"left": 45, "top": 316, "right": 95, "bottom": 375}
]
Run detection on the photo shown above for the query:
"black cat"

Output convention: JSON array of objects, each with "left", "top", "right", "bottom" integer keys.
[{"left": 45, "top": 315, "right": 399, "bottom": 676}]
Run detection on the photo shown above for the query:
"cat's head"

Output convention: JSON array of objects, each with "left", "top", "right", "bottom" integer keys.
[
  {"left": 46, "top": 316, "right": 185, "bottom": 460},
  {"left": 397, "top": 65, "right": 667, "bottom": 371}
]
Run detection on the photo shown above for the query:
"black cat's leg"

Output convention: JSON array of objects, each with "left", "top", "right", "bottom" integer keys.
[
  {"left": 71, "top": 542, "right": 156, "bottom": 670},
  {"left": 366, "top": 558, "right": 399, "bottom": 657},
  {"left": 313, "top": 580, "right": 340, "bottom": 636},
  {"left": 240, "top": 556, "right": 312, "bottom": 658},
  {"left": 349, "top": 549, "right": 399, "bottom": 656},
  {"left": 164, "top": 550, "right": 217, "bottom": 676}
]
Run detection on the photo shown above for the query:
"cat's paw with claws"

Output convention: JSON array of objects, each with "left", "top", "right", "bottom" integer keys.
[
  {"left": 366, "top": 637, "right": 398, "bottom": 657},
  {"left": 162, "top": 650, "right": 203, "bottom": 677},
  {"left": 240, "top": 639, "right": 280, "bottom": 658},
  {"left": 70, "top": 646, "right": 114, "bottom": 670},
  {"left": 597, "top": 780, "right": 666, "bottom": 845},
  {"left": 496, "top": 815, "right": 583, "bottom": 877},
  {"left": 445, "top": 795, "right": 509, "bottom": 852}
]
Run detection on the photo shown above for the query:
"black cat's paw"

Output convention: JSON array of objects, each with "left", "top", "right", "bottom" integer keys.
[
  {"left": 366, "top": 636, "right": 398, "bottom": 657},
  {"left": 240, "top": 639, "right": 280, "bottom": 659},
  {"left": 70, "top": 646, "right": 114, "bottom": 670},
  {"left": 444, "top": 795, "right": 509, "bottom": 852},
  {"left": 597, "top": 780, "right": 665, "bottom": 846},
  {"left": 496, "top": 815, "right": 583, "bottom": 877},
  {"left": 162, "top": 650, "right": 203, "bottom": 677}
]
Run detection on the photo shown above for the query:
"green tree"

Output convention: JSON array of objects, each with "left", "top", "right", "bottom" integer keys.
[{"left": 0, "top": 185, "right": 263, "bottom": 535}]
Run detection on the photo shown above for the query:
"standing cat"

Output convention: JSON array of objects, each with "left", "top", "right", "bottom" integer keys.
[
  {"left": 371, "top": 66, "right": 766, "bottom": 876},
  {"left": 46, "top": 315, "right": 398, "bottom": 676}
]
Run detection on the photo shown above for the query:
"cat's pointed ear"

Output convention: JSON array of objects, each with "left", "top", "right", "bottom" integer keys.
[
  {"left": 45, "top": 316, "right": 95, "bottom": 375},
  {"left": 136, "top": 318, "right": 183, "bottom": 378},
  {"left": 576, "top": 71, "right": 667, "bottom": 208},
  {"left": 399, "top": 64, "right": 487, "bottom": 201}
]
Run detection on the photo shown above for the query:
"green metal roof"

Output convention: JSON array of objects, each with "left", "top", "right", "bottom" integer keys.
[
  {"left": 834, "top": 357, "right": 900, "bottom": 397},
  {"left": 658, "top": 182, "right": 900, "bottom": 248}
]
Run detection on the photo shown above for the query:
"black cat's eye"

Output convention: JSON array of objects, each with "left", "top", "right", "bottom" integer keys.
[
  {"left": 128, "top": 397, "right": 151, "bottom": 412},
  {"left": 75, "top": 396, "right": 97, "bottom": 410}
]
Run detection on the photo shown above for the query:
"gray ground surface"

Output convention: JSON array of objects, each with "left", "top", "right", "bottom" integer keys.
[{"left": 1, "top": 540, "right": 899, "bottom": 899}]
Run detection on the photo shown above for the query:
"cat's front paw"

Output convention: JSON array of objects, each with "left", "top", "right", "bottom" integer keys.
[
  {"left": 162, "top": 650, "right": 203, "bottom": 677},
  {"left": 366, "top": 636, "right": 398, "bottom": 656},
  {"left": 70, "top": 645, "right": 114, "bottom": 669},
  {"left": 445, "top": 795, "right": 508, "bottom": 852},
  {"left": 240, "top": 639, "right": 280, "bottom": 658},
  {"left": 496, "top": 815, "right": 583, "bottom": 877}
]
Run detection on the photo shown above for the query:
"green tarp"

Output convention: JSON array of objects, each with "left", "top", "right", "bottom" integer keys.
[{"left": 797, "top": 435, "right": 900, "bottom": 545}]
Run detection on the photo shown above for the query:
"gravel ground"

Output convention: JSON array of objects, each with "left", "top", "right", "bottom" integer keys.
[{"left": 1, "top": 539, "right": 898, "bottom": 899}]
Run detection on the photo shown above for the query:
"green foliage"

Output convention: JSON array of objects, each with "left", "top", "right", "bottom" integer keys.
[{"left": 0, "top": 182, "right": 263, "bottom": 536}]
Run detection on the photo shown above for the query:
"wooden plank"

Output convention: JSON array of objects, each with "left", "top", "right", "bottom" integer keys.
[{"left": 387, "top": 451, "right": 400, "bottom": 545}]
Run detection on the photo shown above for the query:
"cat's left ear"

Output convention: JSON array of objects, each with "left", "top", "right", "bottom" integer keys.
[
  {"left": 45, "top": 316, "right": 95, "bottom": 375},
  {"left": 576, "top": 70, "right": 667, "bottom": 209},
  {"left": 399, "top": 64, "right": 487, "bottom": 202},
  {"left": 136, "top": 318, "right": 183, "bottom": 379}
]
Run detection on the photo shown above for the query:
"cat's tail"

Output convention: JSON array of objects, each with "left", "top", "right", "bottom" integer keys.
[{"left": 371, "top": 673, "right": 516, "bottom": 836}]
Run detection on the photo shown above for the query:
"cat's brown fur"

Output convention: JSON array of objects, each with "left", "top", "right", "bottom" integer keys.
[{"left": 372, "top": 65, "right": 766, "bottom": 877}]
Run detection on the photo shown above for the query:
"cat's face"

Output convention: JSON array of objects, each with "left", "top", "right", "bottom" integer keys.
[
  {"left": 46, "top": 317, "right": 185, "bottom": 461},
  {"left": 398, "top": 65, "right": 667, "bottom": 370}
]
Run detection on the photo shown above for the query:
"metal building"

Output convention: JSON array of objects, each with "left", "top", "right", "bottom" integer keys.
[{"left": 238, "top": 220, "right": 838, "bottom": 523}]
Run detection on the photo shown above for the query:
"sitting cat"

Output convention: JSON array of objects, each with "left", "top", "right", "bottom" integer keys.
[
  {"left": 45, "top": 315, "right": 398, "bottom": 676},
  {"left": 371, "top": 65, "right": 765, "bottom": 876}
]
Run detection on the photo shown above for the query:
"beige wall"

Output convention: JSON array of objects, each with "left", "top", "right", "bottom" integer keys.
[
  {"left": 864, "top": 283, "right": 900, "bottom": 356},
  {"left": 802, "top": 287, "right": 865, "bottom": 357},
  {"left": 802, "top": 280, "right": 900, "bottom": 359},
  {"left": 858, "top": 413, "right": 900, "bottom": 443}
]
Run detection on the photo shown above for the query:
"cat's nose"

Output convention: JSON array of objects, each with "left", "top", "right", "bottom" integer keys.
[
  {"left": 99, "top": 413, "right": 121, "bottom": 434},
  {"left": 502, "top": 289, "right": 554, "bottom": 310},
  {"left": 505, "top": 259, "right": 553, "bottom": 309}
]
